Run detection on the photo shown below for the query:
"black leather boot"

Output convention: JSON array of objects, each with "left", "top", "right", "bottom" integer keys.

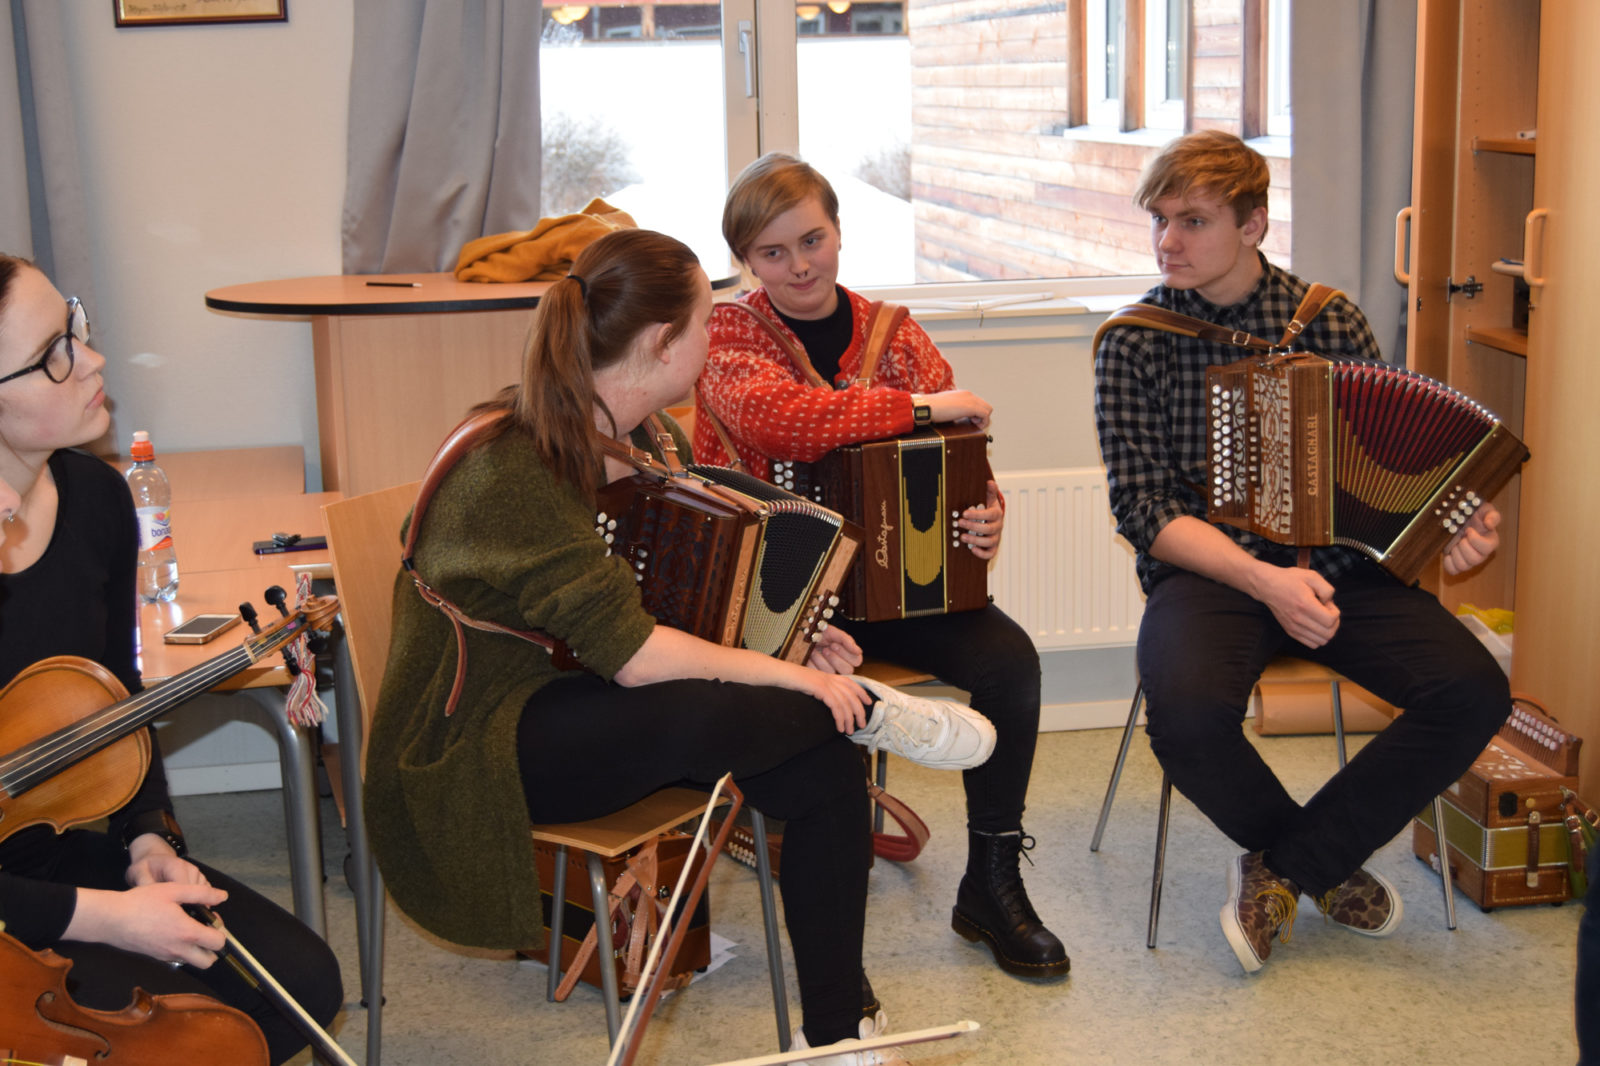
[{"left": 951, "top": 829, "right": 1070, "bottom": 977}]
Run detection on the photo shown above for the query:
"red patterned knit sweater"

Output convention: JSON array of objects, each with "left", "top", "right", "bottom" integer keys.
[{"left": 694, "top": 286, "right": 956, "bottom": 480}]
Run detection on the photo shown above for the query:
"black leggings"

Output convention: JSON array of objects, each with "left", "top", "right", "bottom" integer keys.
[
  {"left": 847, "top": 603, "right": 1042, "bottom": 833},
  {"left": 40, "top": 831, "right": 343, "bottom": 1066},
  {"left": 518, "top": 673, "right": 872, "bottom": 1046}
]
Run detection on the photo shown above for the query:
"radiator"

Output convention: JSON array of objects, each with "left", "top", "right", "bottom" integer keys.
[{"left": 990, "top": 469, "right": 1143, "bottom": 651}]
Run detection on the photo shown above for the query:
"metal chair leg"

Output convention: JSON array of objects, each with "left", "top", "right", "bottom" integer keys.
[
  {"left": 364, "top": 864, "right": 385, "bottom": 1065},
  {"left": 547, "top": 846, "right": 569, "bottom": 1004},
  {"left": 1331, "top": 679, "right": 1348, "bottom": 768},
  {"left": 587, "top": 852, "right": 623, "bottom": 1045},
  {"left": 1148, "top": 772, "right": 1172, "bottom": 949},
  {"left": 1091, "top": 682, "right": 1145, "bottom": 852},
  {"left": 1432, "top": 795, "right": 1459, "bottom": 930},
  {"left": 872, "top": 750, "right": 889, "bottom": 835},
  {"left": 750, "top": 811, "right": 790, "bottom": 1050}
]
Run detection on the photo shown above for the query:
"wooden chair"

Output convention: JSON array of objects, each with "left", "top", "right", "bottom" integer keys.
[
  {"left": 1088, "top": 657, "right": 1458, "bottom": 947},
  {"left": 323, "top": 484, "right": 790, "bottom": 1062}
]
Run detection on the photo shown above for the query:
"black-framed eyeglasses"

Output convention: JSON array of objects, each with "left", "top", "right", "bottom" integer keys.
[{"left": 0, "top": 297, "right": 90, "bottom": 388}]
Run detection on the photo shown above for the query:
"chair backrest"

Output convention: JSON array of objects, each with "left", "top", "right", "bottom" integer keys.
[{"left": 322, "top": 481, "right": 421, "bottom": 770}]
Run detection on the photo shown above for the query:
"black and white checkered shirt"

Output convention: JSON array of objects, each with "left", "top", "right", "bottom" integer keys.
[{"left": 1094, "top": 256, "right": 1385, "bottom": 593}]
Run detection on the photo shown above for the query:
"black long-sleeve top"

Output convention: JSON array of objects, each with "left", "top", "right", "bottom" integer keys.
[{"left": 0, "top": 448, "right": 176, "bottom": 947}]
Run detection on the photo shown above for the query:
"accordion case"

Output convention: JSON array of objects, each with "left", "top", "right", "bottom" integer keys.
[
  {"left": 595, "top": 462, "right": 861, "bottom": 665},
  {"left": 1411, "top": 700, "right": 1583, "bottom": 909},
  {"left": 773, "top": 424, "right": 990, "bottom": 621},
  {"left": 1206, "top": 353, "right": 1529, "bottom": 584}
]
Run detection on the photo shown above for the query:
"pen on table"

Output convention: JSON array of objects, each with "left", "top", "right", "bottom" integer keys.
[{"left": 366, "top": 281, "right": 422, "bottom": 288}]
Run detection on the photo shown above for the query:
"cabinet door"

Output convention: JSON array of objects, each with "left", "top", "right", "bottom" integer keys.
[{"left": 1511, "top": 0, "right": 1600, "bottom": 793}]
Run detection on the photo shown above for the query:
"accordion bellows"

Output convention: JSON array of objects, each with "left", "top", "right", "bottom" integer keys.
[{"left": 1207, "top": 353, "right": 1529, "bottom": 584}]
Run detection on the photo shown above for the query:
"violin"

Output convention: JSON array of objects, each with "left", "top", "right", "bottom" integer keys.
[
  {"left": 0, "top": 929, "right": 269, "bottom": 1065},
  {"left": 0, "top": 597, "right": 339, "bottom": 842}
]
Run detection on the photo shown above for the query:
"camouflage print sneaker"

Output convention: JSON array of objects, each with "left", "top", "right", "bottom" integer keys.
[
  {"left": 1220, "top": 851, "right": 1300, "bottom": 974},
  {"left": 1314, "top": 866, "right": 1403, "bottom": 937}
]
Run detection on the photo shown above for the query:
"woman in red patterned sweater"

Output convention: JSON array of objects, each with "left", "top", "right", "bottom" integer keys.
[{"left": 695, "top": 153, "right": 1069, "bottom": 980}]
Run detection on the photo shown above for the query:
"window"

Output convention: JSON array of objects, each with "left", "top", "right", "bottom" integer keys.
[{"left": 538, "top": 0, "right": 1289, "bottom": 288}]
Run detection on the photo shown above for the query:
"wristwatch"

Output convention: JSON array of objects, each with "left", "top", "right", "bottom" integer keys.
[
  {"left": 123, "top": 809, "right": 188, "bottom": 858},
  {"left": 912, "top": 402, "right": 933, "bottom": 428}
]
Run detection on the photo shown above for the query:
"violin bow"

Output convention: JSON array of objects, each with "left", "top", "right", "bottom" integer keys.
[
  {"left": 187, "top": 906, "right": 358, "bottom": 1066},
  {"left": 609, "top": 774, "right": 742, "bottom": 1066}
]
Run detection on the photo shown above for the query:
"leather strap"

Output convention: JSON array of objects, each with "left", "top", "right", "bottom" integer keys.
[
  {"left": 691, "top": 384, "right": 749, "bottom": 473},
  {"left": 868, "top": 781, "right": 932, "bottom": 863},
  {"left": 1278, "top": 283, "right": 1344, "bottom": 347},
  {"left": 722, "top": 301, "right": 830, "bottom": 388},
  {"left": 1090, "top": 283, "right": 1347, "bottom": 357},
  {"left": 855, "top": 301, "right": 909, "bottom": 387},
  {"left": 402, "top": 409, "right": 569, "bottom": 717}
]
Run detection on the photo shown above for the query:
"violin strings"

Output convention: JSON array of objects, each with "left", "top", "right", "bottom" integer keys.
[{"left": 0, "top": 644, "right": 260, "bottom": 793}]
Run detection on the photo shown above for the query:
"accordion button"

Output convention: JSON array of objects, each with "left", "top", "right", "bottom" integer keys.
[
  {"left": 817, "top": 620, "right": 829, "bottom": 632},
  {"left": 638, "top": 548, "right": 649, "bottom": 558},
  {"left": 597, "top": 512, "right": 608, "bottom": 523},
  {"left": 828, "top": 595, "right": 840, "bottom": 606},
  {"left": 822, "top": 608, "right": 834, "bottom": 619},
  {"left": 605, "top": 533, "right": 615, "bottom": 543},
  {"left": 607, "top": 519, "right": 617, "bottom": 530}
]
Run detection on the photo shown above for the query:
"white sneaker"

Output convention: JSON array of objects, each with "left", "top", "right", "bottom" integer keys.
[
  {"left": 850, "top": 676, "right": 996, "bottom": 771},
  {"left": 791, "top": 1012, "right": 910, "bottom": 1065}
]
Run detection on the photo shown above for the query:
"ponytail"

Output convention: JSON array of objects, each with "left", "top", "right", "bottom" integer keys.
[{"left": 477, "top": 229, "right": 701, "bottom": 500}]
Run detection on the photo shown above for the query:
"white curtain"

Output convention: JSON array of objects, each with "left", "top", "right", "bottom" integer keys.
[
  {"left": 1289, "top": 0, "right": 1417, "bottom": 362},
  {"left": 341, "top": 0, "right": 544, "bottom": 274},
  {"left": 1, "top": 0, "right": 93, "bottom": 306}
]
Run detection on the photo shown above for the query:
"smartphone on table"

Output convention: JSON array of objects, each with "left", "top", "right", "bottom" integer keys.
[{"left": 163, "top": 613, "right": 242, "bottom": 645}]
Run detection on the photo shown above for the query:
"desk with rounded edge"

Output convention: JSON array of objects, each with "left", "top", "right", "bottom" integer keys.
[{"left": 205, "top": 273, "right": 551, "bottom": 496}]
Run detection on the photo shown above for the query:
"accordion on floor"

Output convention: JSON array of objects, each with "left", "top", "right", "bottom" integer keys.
[
  {"left": 1206, "top": 353, "right": 1530, "bottom": 584},
  {"left": 770, "top": 423, "right": 990, "bottom": 622},
  {"left": 594, "top": 462, "right": 862, "bottom": 664}
]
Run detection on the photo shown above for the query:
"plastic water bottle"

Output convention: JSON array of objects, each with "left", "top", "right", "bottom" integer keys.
[{"left": 125, "top": 430, "right": 179, "bottom": 603}]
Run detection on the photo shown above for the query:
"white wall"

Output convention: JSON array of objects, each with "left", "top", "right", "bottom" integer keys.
[{"left": 62, "top": 2, "right": 353, "bottom": 483}]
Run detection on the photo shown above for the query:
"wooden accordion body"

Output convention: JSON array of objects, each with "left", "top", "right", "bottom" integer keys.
[
  {"left": 770, "top": 424, "right": 989, "bottom": 621},
  {"left": 1206, "top": 353, "right": 1529, "bottom": 584},
  {"left": 1411, "top": 699, "right": 1583, "bottom": 909},
  {"left": 594, "top": 463, "right": 862, "bottom": 664}
]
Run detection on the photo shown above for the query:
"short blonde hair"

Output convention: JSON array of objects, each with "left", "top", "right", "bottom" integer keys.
[
  {"left": 1135, "top": 131, "right": 1270, "bottom": 229},
  {"left": 722, "top": 152, "right": 840, "bottom": 263}
]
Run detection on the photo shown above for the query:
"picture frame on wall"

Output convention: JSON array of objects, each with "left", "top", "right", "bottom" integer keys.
[{"left": 113, "top": 0, "right": 287, "bottom": 27}]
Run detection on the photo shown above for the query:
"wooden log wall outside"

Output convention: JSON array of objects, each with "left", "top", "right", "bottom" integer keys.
[{"left": 906, "top": 0, "right": 1292, "bottom": 282}]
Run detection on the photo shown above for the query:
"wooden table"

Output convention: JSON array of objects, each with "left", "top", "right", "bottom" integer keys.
[
  {"left": 205, "top": 273, "right": 550, "bottom": 496},
  {"left": 133, "top": 488, "right": 341, "bottom": 937},
  {"left": 205, "top": 271, "right": 739, "bottom": 497}
]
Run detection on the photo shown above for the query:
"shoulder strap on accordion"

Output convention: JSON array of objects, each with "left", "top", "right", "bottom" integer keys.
[
  {"left": 723, "top": 299, "right": 830, "bottom": 388},
  {"left": 1091, "top": 303, "right": 1276, "bottom": 356},
  {"left": 855, "top": 301, "right": 910, "bottom": 387},
  {"left": 402, "top": 408, "right": 570, "bottom": 716},
  {"left": 1278, "top": 283, "right": 1345, "bottom": 347},
  {"left": 1091, "top": 282, "right": 1346, "bottom": 356},
  {"left": 690, "top": 385, "right": 749, "bottom": 473}
]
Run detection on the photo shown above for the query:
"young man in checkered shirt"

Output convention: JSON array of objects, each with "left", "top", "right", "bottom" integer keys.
[{"left": 1094, "top": 131, "right": 1510, "bottom": 974}]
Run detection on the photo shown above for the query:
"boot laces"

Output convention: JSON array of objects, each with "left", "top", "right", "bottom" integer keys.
[{"left": 987, "top": 832, "right": 1041, "bottom": 923}]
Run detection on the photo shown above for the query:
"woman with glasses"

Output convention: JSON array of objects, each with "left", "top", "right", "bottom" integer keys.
[{"left": 0, "top": 255, "right": 343, "bottom": 1065}]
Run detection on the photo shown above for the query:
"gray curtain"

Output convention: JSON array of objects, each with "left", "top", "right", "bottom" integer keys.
[
  {"left": 342, "top": 0, "right": 544, "bottom": 274},
  {"left": 1289, "top": 0, "right": 1416, "bottom": 362},
  {"left": 1, "top": 0, "right": 93, "bottom": 306}
]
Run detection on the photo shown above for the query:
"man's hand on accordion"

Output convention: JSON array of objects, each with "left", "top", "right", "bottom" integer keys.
[
  {"left": 1442, "top": 505, "right": 1502, "bottom": 576},
  {"left": 808, "top": 624, "right": 865, "bottom": 676}
]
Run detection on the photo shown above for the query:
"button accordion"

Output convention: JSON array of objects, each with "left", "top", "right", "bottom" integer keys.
[
  {"left": 1206, "top": 353, "right": 1529, "bottom": 583},
  {"left": 770, "top": 423, "right": 990, "bottom": 621},
  {"left": 595, "top": 461, "right": 862, "bottom": 664}
]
